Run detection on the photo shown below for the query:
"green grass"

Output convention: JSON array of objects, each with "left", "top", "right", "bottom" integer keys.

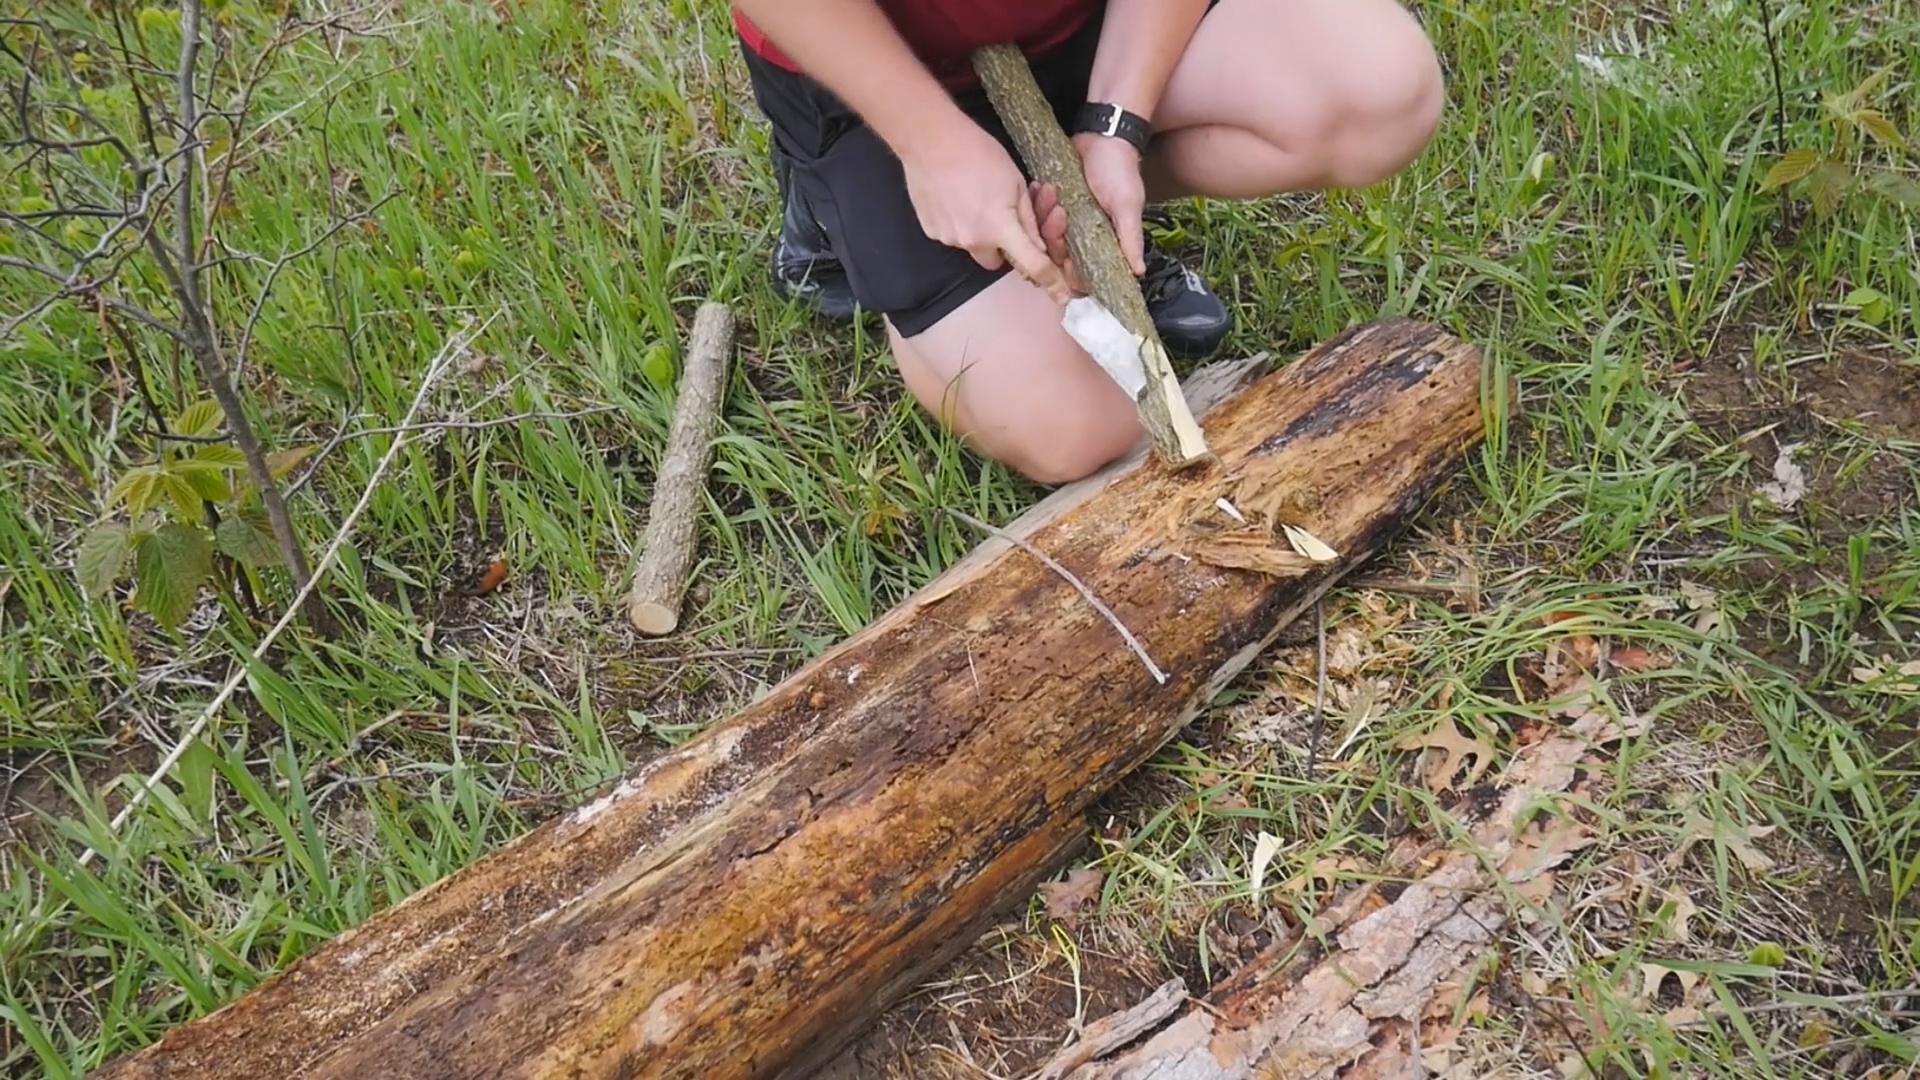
[{"left": 4, "top": 0, "right": 1919, "bottom": 1076}]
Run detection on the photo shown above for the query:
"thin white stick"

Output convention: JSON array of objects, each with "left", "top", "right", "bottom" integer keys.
[
  {"left": 945, "top": 508, "right": 1167, "bottom": 685},
  {"left": 79, "top": 319, "right": 484, "bottom": 867}
]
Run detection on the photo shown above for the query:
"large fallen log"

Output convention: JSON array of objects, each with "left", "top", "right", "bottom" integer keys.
[{"left": 93, "top": 318, "right": 1494, "bottom": 1080}]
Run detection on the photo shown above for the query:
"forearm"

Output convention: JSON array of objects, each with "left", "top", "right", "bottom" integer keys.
[
  {"left": 736, "top": 0, "right": 973, "bottom": 160},
  {"left": 1085, "top": 0, "right": 1210, "bottom": 121}
]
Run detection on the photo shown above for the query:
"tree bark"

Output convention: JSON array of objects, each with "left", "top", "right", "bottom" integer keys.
[
  {"left": 91, "top": 318, "right": 1493, "bottom": 1080},
  {"left": 1069, "top": 703, "right": 1611, "bottom": 1079},
  {"left": 627, "top": 301, "right": 735, "bottom": 636},
  {"left": 971, "top": 43, "right": 1210, "bottom": 470}
]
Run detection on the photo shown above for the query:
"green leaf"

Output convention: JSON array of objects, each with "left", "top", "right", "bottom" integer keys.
[
  {"left": 161, "top": 471, "right": 204, "bottom": 520},
  {"left": 76, "top": 522, "right": 133, "bottom": 599},
  {"left": 1842, "top": 287, "right": 1890, "bottom": 327},
  {"left": 180, "top": 469, "right": 232, "bottom": 503},
  {"left": 1861, "top": 170, "right": 1920, "bottom": 207},
  {"left": 171, "top": 399, "right": 225, "bottom": 438},
  {"left": 108, "top": 467, "right": 167, "bottom": 517},
  {"left": 1758, "top": 147, "right": 1822, "bottom": 192},
  {"left": 641, "top": 344, "right": 676, "bottom": 391},
  {"left": 1851, "top": 110, "right": 1907, "bottom": 149},
  {"left": 215, "top": 510, "right": 280, "bottom": 568},
  {"left": 266, "top": 445, "right": 315, "bottom": 480},
  {"left": 134, "top": 523, "right": 213, "bottom": 629},
  {"left": 188, "top": 444, "right": 246, "bottom": 470},
  {"left": 1808, "top": 160, "right": 1853, "bottom": 219}
]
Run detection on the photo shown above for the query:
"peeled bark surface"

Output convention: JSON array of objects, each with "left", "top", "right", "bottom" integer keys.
[
  {"left": 92, "top": 318, "right": 1491, "bottom": 1080},
  {"left": 627, "top": 301, "right": 736, "bottom": 635}
]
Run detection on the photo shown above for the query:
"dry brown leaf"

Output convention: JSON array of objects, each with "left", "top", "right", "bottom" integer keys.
[
  {"left": 1502, "top": 816, "right": 1597, "bottom": 889},
  {"left": 1680, "top": 580, "right": 1724, "bottom": 637},
  {"left": 1609, "top": 645, "right": 1666, "bottom": 672},
  {"left": 1851, "top": 657, "right": 1920, "bottom": 691},
  {"left": 1666, "top": 810, "right": 1776, "bottom": 873},
  {"left": 1554, "top": 675, "right": 1650, "bottom": 743},
  {"left": 1395, "top": 718, "right": 1495, "bottom": 793},
  {"left": 1280, "top": 854, "right": 1367, "bottom": 896},
  {"left": 1038, "top": 867, "right": 1104, "bottom": 922},
  {"left": 1638, "top": 962, "right": 1700, "bottom": 1003}
]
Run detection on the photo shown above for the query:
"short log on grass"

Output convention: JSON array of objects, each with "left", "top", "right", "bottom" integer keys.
[{"left": 93, "top": 318, "right": 1496, "bottom": 1080}]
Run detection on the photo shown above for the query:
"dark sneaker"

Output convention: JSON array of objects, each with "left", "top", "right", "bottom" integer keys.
[
  {"left": 770, "top": 148, "right": 859, "bottom": 325},
  {"left": 1141, "top": 247, "right": 1231, "bottom": 359}
]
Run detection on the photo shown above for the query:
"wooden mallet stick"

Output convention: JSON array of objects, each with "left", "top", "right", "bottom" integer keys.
[
  {"left": 626, "top": 301, "right": 735, "bottom": 636},
  {"left": 971, "top": 43, "right": 1212, "bottom": 470}
]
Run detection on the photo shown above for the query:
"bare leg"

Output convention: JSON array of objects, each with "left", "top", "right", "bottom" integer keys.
[
  {"left": 1145, "top": 0, "right": 1444, "bottom": 200},
  {"left": 887, "top": 274, "right": 1143, "bottom": 485}
]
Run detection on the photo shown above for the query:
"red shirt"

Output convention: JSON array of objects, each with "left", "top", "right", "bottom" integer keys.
[{"left": 735, "top": 1, "right": 1097, "bottom": 89}]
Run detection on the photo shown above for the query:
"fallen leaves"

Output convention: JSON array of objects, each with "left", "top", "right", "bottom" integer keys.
[
  {"left": 1756, "top": 442, "right": 1809, "bottom": 510},
  {"left": 1501, "top": 814, "right": 1598, "bottom": 904},
  {"left": 1394, "top": 718, "right": 1494, "bottom": 793},
  {"left": 1667, "top": 808, "right": 1777, "bottom": 874},
  {"left": 1851, "top": 656, "right": 1920, "bottom": 692},
  {"left": 1038, "top": 867, "right": 1104, "bottom": 923},
  {"left": 1680, "top": 580, "right": 1724, "bottom": 637}
]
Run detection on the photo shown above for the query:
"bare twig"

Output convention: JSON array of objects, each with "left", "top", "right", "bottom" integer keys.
[
  {"left": 347, "top": 405, "right": 623, "bottom": 439},
  {"left": 282, "top": 405, "right": 621, "bottom": 498},
  {"left": 229, "top": 192, "right": 396, "bottom": 382},
  {"left": 1308, "top": 598, "right": 1326, "bottom": 773},
  {"left": 80, "top": 320, "right": 484, "bottom": 868},
  {"left": 1755, "top": 0, "right": 1796, "bottom": 234},
  {"left": 174, "top": 0, "right": 202, "bottom": 305},
  {"left": 945, "top": 508, "right": 1167, "bottom": 684}
]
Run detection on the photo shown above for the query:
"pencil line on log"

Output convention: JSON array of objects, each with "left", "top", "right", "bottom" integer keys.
[{"left": 945, "top": 507, "right": 1167, "bottom": 685}]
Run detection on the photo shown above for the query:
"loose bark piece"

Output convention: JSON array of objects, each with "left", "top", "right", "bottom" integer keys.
[
  {"left": 1034, "top": 978, "right": 1190, "bottom": 1080},
  {"left": 1068, "top": 720, "right": 1613, "bottom": 1080},
  {"left": 971, "top": 42, "right": 1210, "bottom": 469},
  {"left": 627, "top": 301, "right": 735, "bottom": 635},
  {"left": 92, "top": 320, "right": 1490, "bottom": 1080}
]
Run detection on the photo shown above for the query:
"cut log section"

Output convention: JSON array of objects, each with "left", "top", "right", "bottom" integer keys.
[
  {"left": 971, "top": 43, "right": 1211, "bottom": 469},
  {"left": 92, "top": 319, "right": 1494, "bottom": 1080},
  {"left": 627, "top": 301, "right": 736, "bottom": 635}
]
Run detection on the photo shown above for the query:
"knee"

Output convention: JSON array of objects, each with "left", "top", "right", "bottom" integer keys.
[
  {"left": 1329, "top": 26, "right": 1445, "bottom": 186},
  {"left": 1288, "top": 19, "right": 1443, "bottom": 189},
  {"left": 994, "top": 410, "right": 1142, "bottom": 486}
]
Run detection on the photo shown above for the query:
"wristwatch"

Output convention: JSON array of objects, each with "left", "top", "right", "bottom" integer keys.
[{"left": 1072, "top": 103, "right": 1153, "bottom": 154}]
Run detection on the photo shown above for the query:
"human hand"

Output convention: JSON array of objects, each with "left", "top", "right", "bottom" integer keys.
[
  {"left": 899, "top": 121, "right": 1072, "bottom": 305},
  {"left": 1027, "top": 180, "right": 1084, "bottom": 296},
  {"left": 1072, "top": 132, "right": 1148, "bottom": 277}
]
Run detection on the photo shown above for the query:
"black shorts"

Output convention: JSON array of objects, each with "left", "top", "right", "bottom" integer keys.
[{"left": 740, "top": 9, "right": 1108, "bottom": 337}]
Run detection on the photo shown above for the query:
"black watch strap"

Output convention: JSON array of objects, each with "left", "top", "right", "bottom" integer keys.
[{"left": 1072, "top": 103, "right": 1152, "bottom": 154}]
